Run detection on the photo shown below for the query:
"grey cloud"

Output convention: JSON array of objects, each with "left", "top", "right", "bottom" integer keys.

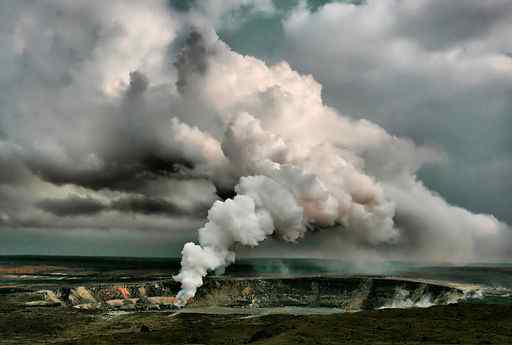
[
  {"left": 111, "top": 195, "right": 208, "bottom": 217},
  {"left": 17, "top": 67, "right": 196, "bottom": 193},
  {"left": 37, "top": 195, "right": 106, "bottom": 217},
  {"left": 36, "top": 194, "right": 209, "bottom": 218},
  {"left": 26, "top": 151, "right": 195, "bottom": 192},
  {"left": 393, "top": 0, "right": 512, "bottom": 51},
  {"left": 281, "top": 0, "right": 512, "bottom": 223},
  {"left": 126, "top": 71, "right": 150, "bottom": 96},
  {"left": 1, "top": 0, "right": 510, "bottom": 262},
  {"left": 0, "top": 1, "right": 216, "bottom": 235},
  {"left": 0, "top": 143, "right": 31, "bottom": 185},
  {"left": 175, "top": 30, "right": 210, "bottom": 93}
]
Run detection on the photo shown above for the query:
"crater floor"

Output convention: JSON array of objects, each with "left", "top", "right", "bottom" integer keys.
[
  {"left": 1, "top": 291, "right": 512, "bottom": 345},
  {"left": 1, "top": 258, "right": 509, "bottom": 344},
  {"left": 13, "top": 276, "right": 466, "bottom": 313}
]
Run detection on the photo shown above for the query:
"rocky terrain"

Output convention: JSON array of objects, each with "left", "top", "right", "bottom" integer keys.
[
  {"left": 16, "top": 276, "right": 465, "bottom": 313},
  {"left": 1, "top": 259, "right": 508, "bottom": 344},
  {"left": 2, "top": 290, "right": 512, "bottom": 345}
]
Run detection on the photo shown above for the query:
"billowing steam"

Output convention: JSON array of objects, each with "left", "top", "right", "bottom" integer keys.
[
  {"left": 172, "top": 33, "right": 509, "bottom": 305},
  {"left": 0, "top": 1, "right": 509, "bottom": 293},
  {"left": 172, "top": 106, "right": 399, "bottom": 304}
]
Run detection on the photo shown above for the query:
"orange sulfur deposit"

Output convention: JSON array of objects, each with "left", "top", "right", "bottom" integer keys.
[{"left": 116, "top": 287, "right": 130, "bottom": 299}]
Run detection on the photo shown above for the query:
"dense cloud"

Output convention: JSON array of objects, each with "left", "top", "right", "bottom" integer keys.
[
  {"left": 37, "top": 195, "right": 106, "bottom": 217},
  {"left": 0, "top": 0, "right": 207, "bottom": 235},
  {"left": 392, "top": 0, "right": 512, "bottom": 50},
  {"left": 110, "top": 195, "right": 208, "bottom": 217},
  {"left": 280, "top": 0, "right": 512, "bottom": 223},
  {"left": 0, "top": 0, "right": 278, "bottom": 245},
  {"left": 171, "top": 13, "right": 511, "bottom": 301},
  {"left": 0, "top": 0, "right": 510, "bottom": 264},
  {"left": 36, "top": 194, "right": 209, "bottom": 218},
  {"left": 169, "top": 29, "right": 509, "bottom": 261}
]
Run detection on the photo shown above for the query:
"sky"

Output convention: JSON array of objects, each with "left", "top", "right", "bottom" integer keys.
[{"left": 0, "top": 0, "right": 510, "bottom": 260}]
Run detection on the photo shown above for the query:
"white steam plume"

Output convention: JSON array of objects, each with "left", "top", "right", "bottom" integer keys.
[
  {"left": 2, "top": 0, "right": 506, "bottom": 303},
  {"left": 173, "top": 175, "right": 301, "bottom": 305},
  {"left": 173, "top": 111, "right": 398, "bottom": 306},
  {"left": 173, "top": 32, "right": 509, "bottom": 305}
]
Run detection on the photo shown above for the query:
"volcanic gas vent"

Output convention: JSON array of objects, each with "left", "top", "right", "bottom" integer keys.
[
  {"left": 38, "top": 281, "right": 181, "bottom": 311},
  {"left": 34, "top": 276, "right": 464, "bottom": 312},
  {"left": 190, "top": 277, "right": 464, "bottom": 311}
]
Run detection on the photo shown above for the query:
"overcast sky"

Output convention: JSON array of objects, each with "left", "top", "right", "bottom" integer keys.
[{"left": 0, "top": 0, "right": 510, "bottom": 259}]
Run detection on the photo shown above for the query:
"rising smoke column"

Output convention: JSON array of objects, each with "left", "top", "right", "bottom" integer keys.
[
  {"left": 173, "top": 175, "right": 303, "bottom": 305},
  {"left": 172, "top": 27, "right": 510, "bottom": 304},
  {"left": 0, "top": 0, "right": 507, "bottom": 295},
  {"left": 173, "top": 112, "right": 398, "bottom": 306}
]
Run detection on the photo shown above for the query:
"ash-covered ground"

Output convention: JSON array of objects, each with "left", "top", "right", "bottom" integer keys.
[{"left": 1, "top": 256, "right": 512, "bottom": 344}]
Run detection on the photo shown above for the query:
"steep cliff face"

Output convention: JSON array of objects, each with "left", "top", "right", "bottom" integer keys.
[
  {"left": 36, "top": 276, "right": 464, "bottom": 312},
  {"left": 193, "top": 277, "right": 463, "bottom": 311},
  {"left": 51, "top": 281, "right": 180, "bottom": 310}
]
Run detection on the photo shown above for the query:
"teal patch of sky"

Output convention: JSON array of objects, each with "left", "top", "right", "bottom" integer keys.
[
  {"left": 0, "top": 228, "right": 188, "bottom": 257},
  {"left": 218, "top": 1, "right": 360, "bottom": 62},
  {"left": 168, "top": 1, "right": 363, "bottom": 63}
]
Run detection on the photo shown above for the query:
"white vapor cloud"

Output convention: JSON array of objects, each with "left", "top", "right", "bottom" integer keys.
[
  {"left": 171, "top": 25, "right": 511, "bottom": 303},
  {"left": 280, "top": 0, "right": 512, "bottom": 225},
  {"left": 0, "top": 1, "right": 509, "bottom": 296}
]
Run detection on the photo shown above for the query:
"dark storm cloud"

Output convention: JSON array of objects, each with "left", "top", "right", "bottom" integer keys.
[
  {"left": 0, "top": 144, "right": 31, "bottom": 185},
  {"left": 36, "top": 194, "right": 208, "bottom": 218},
  {"left": 37, "top": 195, "right": 106, "bottom": 217},
  {"left": 0, "top": 1, "right": 221, "bottom": 236},
  {"left": 26, "top": 152, "right": 195, "bottom": 192},
  {"left": 111, "top": 195, "right": 207, "bottom": 217},
  {"left": 215, "top": 187, "right": 237, "bottom": 201},
  {"left": 175, "top": 30, "right": 210, "bottom": 93},
  {"left": 126, "top": 70, "right": 149, "bottom": 96},
  {"left": 18, "top": 67, "right": 197, "bottom": 193}
]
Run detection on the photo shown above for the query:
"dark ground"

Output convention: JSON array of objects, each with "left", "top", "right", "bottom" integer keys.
[{"left": 1, "top": 293, "right": 511, "bottom": 345}]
